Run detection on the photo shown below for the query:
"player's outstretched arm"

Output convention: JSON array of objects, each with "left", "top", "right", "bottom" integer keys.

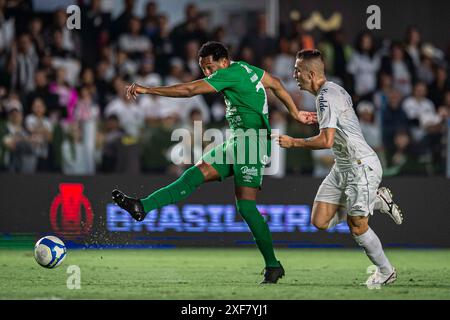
[
  {"left": 261, "top": 72, "right": 317, "bottom": 125},
  {"left": 125, "top": 80, "right": 216, "bottom": 100},
  {"left": 274, "top": 128, "right": 335, "bottom": 150}
]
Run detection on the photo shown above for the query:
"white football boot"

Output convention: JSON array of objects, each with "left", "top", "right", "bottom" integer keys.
[
  {"left": 365, "top": 266, "right": 397, "bottom": 288},
  {"left": 376, "top": 187, "right": 403, "bottom": 225}
]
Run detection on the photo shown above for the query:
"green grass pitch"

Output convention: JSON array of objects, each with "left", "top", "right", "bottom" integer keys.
[{"left": 1, "top": 248, "right": 450, "bottom": 300}]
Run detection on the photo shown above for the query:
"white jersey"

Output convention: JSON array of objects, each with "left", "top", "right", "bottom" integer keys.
[{"left": 315, "top": 81, "right": 379, "bottom": 172}]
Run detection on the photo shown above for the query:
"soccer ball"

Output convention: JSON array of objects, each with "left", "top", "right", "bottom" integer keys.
[{"left": 34, "top": 236, "right": 67, "bottom": 268}]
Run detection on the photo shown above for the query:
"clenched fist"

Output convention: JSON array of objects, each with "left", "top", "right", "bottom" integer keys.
[{"left": 273, "top": 134, "right": 296, "bottom": 148}]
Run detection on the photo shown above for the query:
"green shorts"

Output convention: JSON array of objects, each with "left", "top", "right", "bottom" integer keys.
[{"left": 201, "top": 134, "right": 271, "bottom": 188}]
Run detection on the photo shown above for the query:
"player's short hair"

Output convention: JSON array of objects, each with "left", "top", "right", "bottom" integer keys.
[
  {"left": 296, "top": 49, "right": 323, "bottom": 61},
  {"left": 198, "top": 41, "right": 229, "bottom": 61}
]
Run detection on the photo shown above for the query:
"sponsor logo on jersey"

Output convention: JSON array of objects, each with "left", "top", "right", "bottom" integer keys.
[
  {"left": 241, "top": 166, "right": 258, "bottom": 176},
  {"left": 260, "top": 155, "right": 270, "bottom": 165},
  {"left": 318, "top": 89, "right": 328, "bottom": 113}
]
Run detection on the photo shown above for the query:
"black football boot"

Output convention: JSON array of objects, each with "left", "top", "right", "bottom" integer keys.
[
  {"left": 111, "top": 189, "right": 146, "bottom": 222},
  {"left": 260, "top": 261, "right": 285, "bottom": 284}
]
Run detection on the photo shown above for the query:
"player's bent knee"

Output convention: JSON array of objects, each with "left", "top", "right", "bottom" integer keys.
[
  {"left": 347, "top": 218, "right": 369, "bottom": 236},
  {"left": 193, "top": 163, "right": 217, "bottom": 183},
  {"left": 311, "top": 216, "right": 329, "bottom": 231}
]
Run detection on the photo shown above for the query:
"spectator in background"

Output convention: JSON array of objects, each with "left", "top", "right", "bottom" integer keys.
[
  {"left": 28, "top": 17, "right": 45, "bottom": 56},
  {"left": 61, "top": 122, "right": 91, "bottom": 175},
  {"left": 49, "top": 29, "right": 81, "bottom": 86},
  {"left": 184, "top": 40, "right": 202, "bottom": 80},
  {"left": 50, "top": 9, "right": 79, "bottom": 58},
  {"left": 99, "top": 114, "right": 124, "bottom": 173},
  {"left": 273, "top": 37, "right": 315, "bottom": 112},
  {"left": 95, "top": 61, "right": 114, "bottom": 112},
  {"left": 2, "top": 99, "right": 36, "bottom": 173},
  {"left": 195, "top": 12, "right": 211, "bottom": 45},
  {"left": 74, "top": 86, "right": 100, "bottom": 174},
  {"left": 0, "top": 0, "right": 15, "bottom": 57},
  {"left": 383, "top": 129, "right": 421, "bottom": 176},
  {"left": 114, "top": 50, "right": 138, "bottom": 78},
  {"left": 437, "top": 90, "right": 450, "bottom": 119},
  {"left": 273, "top": 37, "right": 298, "bottom": 93},
  {"left": 24, "top": 69, "right": 57, "bottom": 115},
  {"left": 416, "top": 51, "right": 435, "bottom": 85},
  {"left": 167, "top": 108, "right": 205, "bottom": 175},
  {"left": 170, "top": 3, "right": 199, "bottom": 55},
  {"left": 239, "top": 13, "right": 276, "bottom": 66},
  {"left": 356, "top": 101, "right": 384, "bottom": 164},
  {"left": 290, "top": 19, "right": 315, "bottom": 50},
  {"left": 380, "top": 42, "right": 416, "bottom": 97},
  {"left": 112, "top": 0, "right": 135, "bottom": 41},
  {"left": 104, "top": 76, "right": 143, "bottom": 138},
  {"left": 98, "top": 45, "right": 116, "bottom": 81},
  {"left": 382, "top": 89, "right": 409, "bottom": 153},
  {"left": 118, "top": 16, "right": 152, "bottom": 60},
  {"left": 428, "top": 63, "right": 450, "bottom": 107},
  {"left": 142, "top": 1, "right": 159, "bottom": 39},
  {"left": 373, "top": 73, "right": 393, "bottom": 115},
  {"left": 81, "top": 0, "right": 111, "bottom": 68},
  {"left": 25, "top": 97, "right": 52, "bottom": 171},
  {"left": 212, "top": 25, "right": 226, "bottom": 45},
  {"left": 347, "top": 31, "right": 381, "bottom": 100},
  {"left": 318, "top": 29, "right": 352, "bottom": 88},
  {"left": 8, "top": 33, "right": 39, "bottom": 95},
  {"left": 237, "top": 45, "right": 256, "bottom": 66},
  {"left": 163, "top": 58, "right": 210, "bottom": 124},
  {"left": 402, "top": 81, "right": 439, "bottom": 143},
  {"left": 49, "top": 67, "right": 78, "bottom": 123},
  {"left": 136, "top": 56, "right": 164, "bottom": 123},
  {"left": 151, "top": 14, "right": 174, "bottom": 76},
  {"left": 405, "top": 26, "right": 422, "bottom": 71},
  {"left": 141, "top": 109, "right": 177, "bottom": 174},
  {"left": 134, "top": 53, "right": 162, "bottom": 88},
  {"left": 79, "top": 68, "right": 98, "bottom": 103}
]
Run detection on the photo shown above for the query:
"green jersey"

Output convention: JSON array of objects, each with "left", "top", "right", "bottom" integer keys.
[{"left": 204, "top": 61, "right": 270, "bottom": 135}]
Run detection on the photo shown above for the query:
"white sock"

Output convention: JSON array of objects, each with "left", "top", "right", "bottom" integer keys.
[
  {"left": 373, "top": 193, "right": 383, "bottom": 211},
  {"left": 353, "top": 227, "right": 393, "bottom": 274},
  {"left": 327, "top": 207, "right": 347, "bottom": 229}
]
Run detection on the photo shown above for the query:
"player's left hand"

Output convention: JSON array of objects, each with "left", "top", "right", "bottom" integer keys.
[
  {"left": 272, "top": 134, "right": 295, "bottom": 148},
  {"left": 297, "top": 111, "right": 317, "bottom": 125}
]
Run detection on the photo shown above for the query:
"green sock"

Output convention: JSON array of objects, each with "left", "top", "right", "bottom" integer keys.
[
  {"left": 140, "top": 166, "right": 205, "bottom": 213},
  {"left": 236, "top": 199, "right": 280, "bottom": 268}
]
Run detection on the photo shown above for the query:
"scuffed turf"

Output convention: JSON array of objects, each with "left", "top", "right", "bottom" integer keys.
[{"left": 1, "top": 248, "right": 449, "bottom": 299}]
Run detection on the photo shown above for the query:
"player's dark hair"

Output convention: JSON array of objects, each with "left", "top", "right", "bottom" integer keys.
[
  {"left": 198, "top": 41, "right": 229, "bottom": 61},
  {"left": 296, "top": 49, "right": 323, "bottom": 60}
]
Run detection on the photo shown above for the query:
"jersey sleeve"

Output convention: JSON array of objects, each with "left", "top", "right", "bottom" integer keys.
[
  {"left": 203, "top": 67, "right": 242, "bottom": 92},
  {"left": 318, "top": 92, "right": 338, "bottom": 130},
  {"left": 250, "top": 64, "right": 265, "bottom": 80}
]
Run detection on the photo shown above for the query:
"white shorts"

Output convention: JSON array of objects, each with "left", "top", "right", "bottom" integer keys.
[{"left": 314, "top": 160, "right": 382, "bottom": 216}]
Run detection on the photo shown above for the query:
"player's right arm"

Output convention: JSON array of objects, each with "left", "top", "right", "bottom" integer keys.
[
  {"left": 261, "top": 72, "right": 317, "bottom": 125},
  {"left": 276, "top": 87, "right": 338, "bottom": 149},
  {"left": 126, "top": 80, "right": 216, "bottom": 99},
  {"left": 276, "top": 128, "right": 335, "bottom": 149}
]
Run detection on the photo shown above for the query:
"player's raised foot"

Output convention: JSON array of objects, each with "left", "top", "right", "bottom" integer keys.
[
  {"left": 111, "top": 189, "right": 147, "bottom": 222},
  {"left": 365, "top": 266, "right": 397, "bottom": 288},
  {"left": 260, "top": 261, "right": 285, "bottom": 284},
  {"left": 376, "top": 187, "right": 403, "bottom": 225}
]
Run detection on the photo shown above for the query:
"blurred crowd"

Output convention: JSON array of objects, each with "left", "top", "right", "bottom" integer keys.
[{"left": 0, "top": 0, "right": 449, "bottom": 176}]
